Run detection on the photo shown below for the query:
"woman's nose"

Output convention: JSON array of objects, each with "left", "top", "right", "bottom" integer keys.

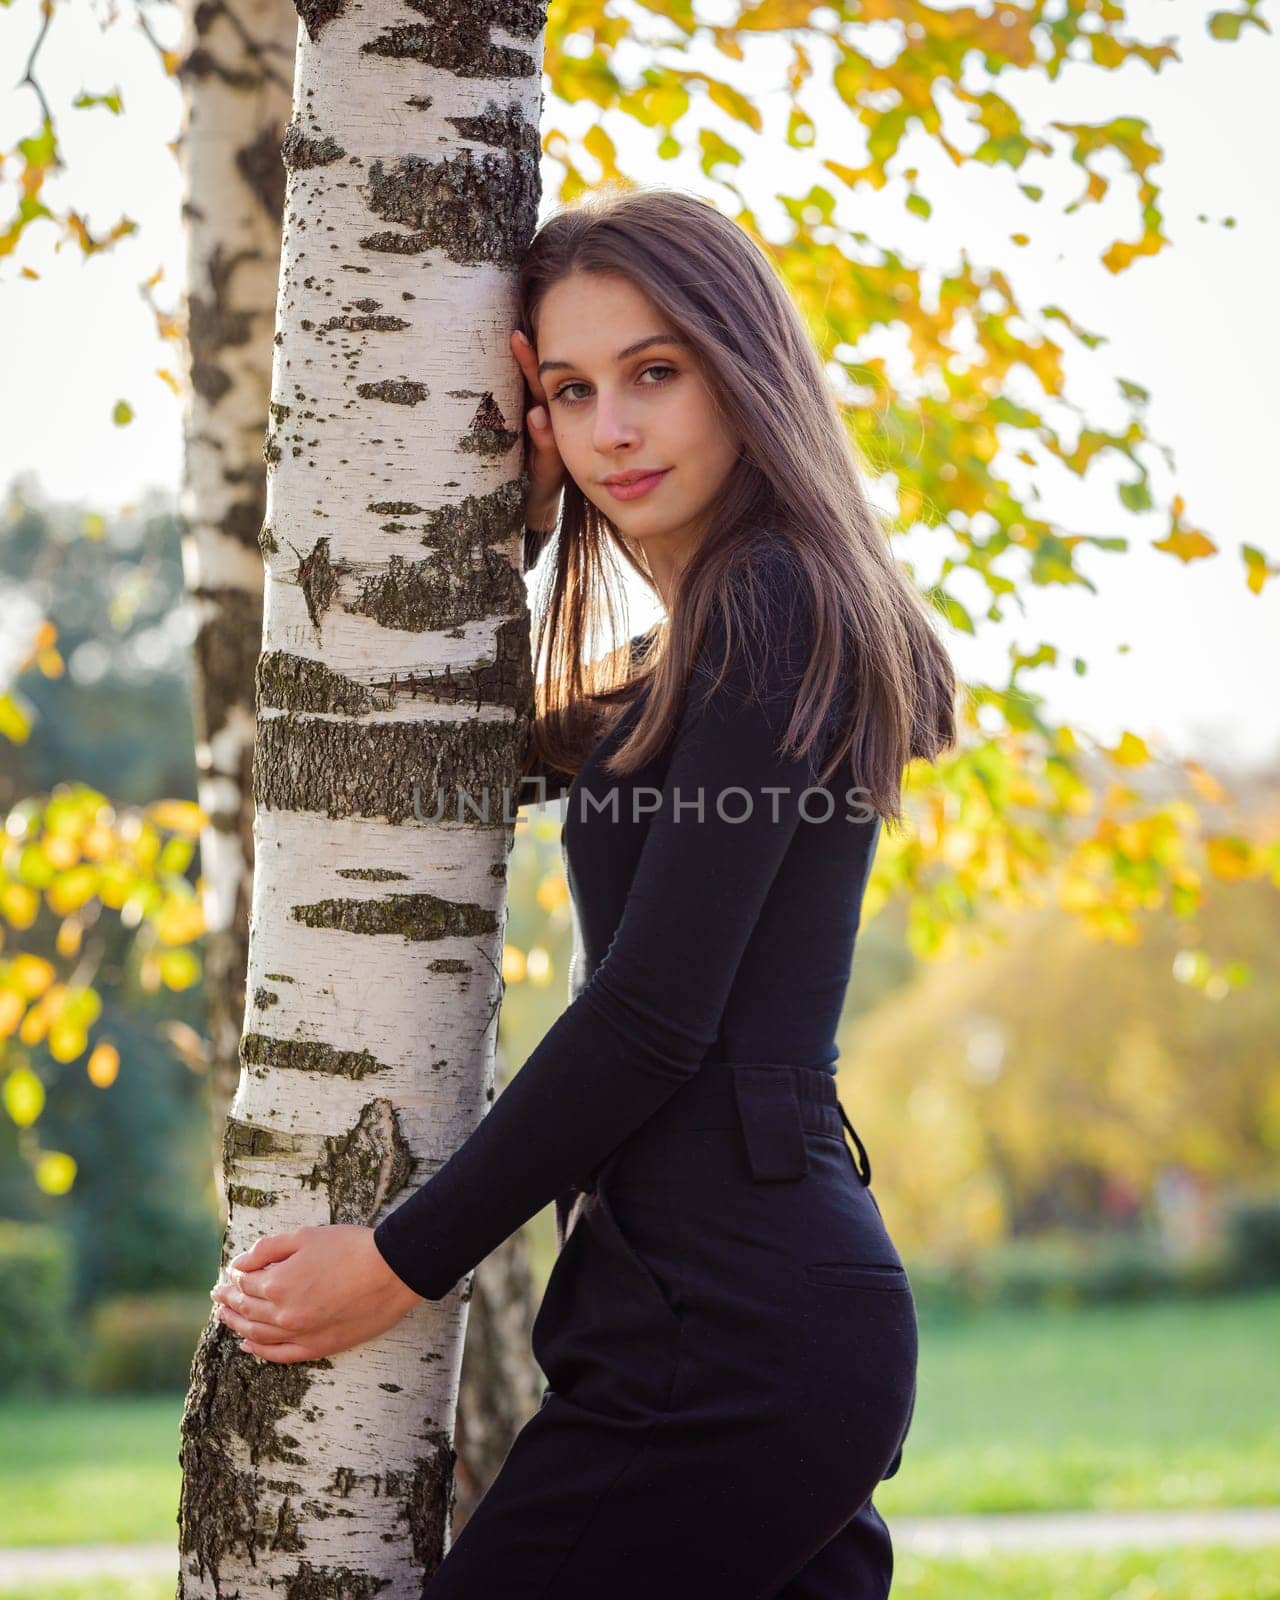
[{"left": 591, "top": 393, "right": 642, "bottom": 454}]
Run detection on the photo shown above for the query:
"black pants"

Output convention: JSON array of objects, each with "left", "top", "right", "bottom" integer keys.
[{"left": 424, "top": 1060, "right": 919, "bottom": 1599}]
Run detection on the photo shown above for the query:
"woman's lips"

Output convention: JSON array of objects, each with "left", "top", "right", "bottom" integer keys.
[{"left": 604, "top": 469, "right": 670, "bottom": 501}]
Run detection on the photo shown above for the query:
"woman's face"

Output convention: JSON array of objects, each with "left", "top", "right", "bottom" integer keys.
[{"left": 533, "top": 270, "right": 740, "bottom": 573}]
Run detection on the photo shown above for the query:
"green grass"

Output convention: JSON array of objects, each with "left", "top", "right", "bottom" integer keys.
[
  {"left": 876, "top": 1287, "right": 1280, "bottom": 1517},
  {"left": 894, "top": 1545, "right": 1280, "bottom": 1599},
  {"left": 1, "top": 1547, "right": 1279, "bottom": 1600},
  {"left": 1, "top": 1290, "right": 1276, "bottom": 1548},
  {"left": 0, "top": 1583, "right": 174, "bottom": 1600},
  {"left": 0, "top": 1396, "right": 181, "bottom": 1548}
]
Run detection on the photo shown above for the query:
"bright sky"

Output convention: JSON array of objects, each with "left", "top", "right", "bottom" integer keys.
[{"left": 1, "top": 0, "right": 1276, "bottom": 772}]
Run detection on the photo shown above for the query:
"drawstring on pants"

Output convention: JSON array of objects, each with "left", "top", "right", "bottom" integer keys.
[{"left": 839, "top": 1101, "right": 872, "bottom": 1187}]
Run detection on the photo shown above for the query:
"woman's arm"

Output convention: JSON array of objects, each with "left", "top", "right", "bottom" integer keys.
[{"left": 375, "top": 551, "right": 822, "bottom": 1300}]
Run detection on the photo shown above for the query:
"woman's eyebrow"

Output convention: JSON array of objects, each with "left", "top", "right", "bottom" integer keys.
[{"left": 537, "top": 333, "right": 686, "bottom": 378}]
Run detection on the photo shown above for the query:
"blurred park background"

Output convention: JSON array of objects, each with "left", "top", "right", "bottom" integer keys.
[{"left": 2, "top": 0, "right": 1279, "bottom": 1595}]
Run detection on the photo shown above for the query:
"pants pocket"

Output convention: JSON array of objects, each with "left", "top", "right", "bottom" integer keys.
[
  {"left": 802, "top": 1260, "right": 911, "bottom": 1291},
  {"left": 593, "top": 1182, "right": 682, "bottom": 1328},
  {"left": 531, "top": 1175, "right": 683, "bottom": 1421}
]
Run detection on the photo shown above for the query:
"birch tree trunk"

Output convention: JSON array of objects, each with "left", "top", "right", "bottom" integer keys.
[
  {"left": 451, "top": 1047, "right": 544, "bottom": 1532},
  {"left": 175, "top": 0, "right": 298, "bottom": 1224},
  {"left": 176, "top": 0, "right": 547, "bottom": 1589}
]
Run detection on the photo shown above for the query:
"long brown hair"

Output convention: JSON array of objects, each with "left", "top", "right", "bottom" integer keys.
[{"left": 518, "top": 183, "right": 957, "bottom": 829}]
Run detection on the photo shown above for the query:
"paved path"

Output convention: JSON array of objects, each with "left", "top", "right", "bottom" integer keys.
[{"left": 1, "top": 1508, "right": 1278, "bottom": 1584}]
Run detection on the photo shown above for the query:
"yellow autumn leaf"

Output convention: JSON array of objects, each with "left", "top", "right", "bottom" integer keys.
[
  {"left": 1058, "top": 873, "right": 1103, "bottom": 912},
  {"left": 1107, "top": 731, "right": 1150, "bottom": 767},
  {"left": 46, "top": 864, "right": 99, "bottom": 916},
  {"left": 43, "top": 834, "right": 81, "bottom": 871},
  {"left": 48, "top": 1022, "right": 88, "bottom": 1063},
  {"left": 1205, "top": 835, "right": 1254, "bottom": 881},
  {"left": 147, "top": 799, "right": 207, "bottom": 836},
  {"left": 536, "top": 873, "right": 570, "bottom": 913},
  {"left": 0, "top": 991, "right": 25, "bottom": 1038},
  {"left": 0, "top": 692, "right": 33, "bottom": 744},
  {"left": 3, "top": 1066, "right": 45, "bottom": 1127},
  {"left": 502, "top": 945, "right": 527, "bottom": 983},
  {"left": 7, "top": 954, "right": 55, "bottom": 997},
  {"left": 158, "top": 947, "right": 201, "bottom": 990},
  {"left": 35, "top": 1150, "right": 77, "bottom": 1195},
  {"left": 153, "top": 896, "right": 205, "bottom": 946},
  {"left": 82, "top": 823, "right": 117, "bottom": 860},
  {"left": 10, "top": 995, "right": 49, "bottom": 1045},
  {"left": 1153, "top": 523, "right": 1216, "bottom": 563},
  {"left": 87, "top": 1041, "right": 120, "bottom": 1087}
]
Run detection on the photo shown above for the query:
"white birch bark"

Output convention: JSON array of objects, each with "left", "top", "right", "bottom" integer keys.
[
  {"left": 174, "top": 0, "right": 298, "bottom": 1208},
  {"left": 177, "top": 0, "right": 547, "bottom": 1590}
]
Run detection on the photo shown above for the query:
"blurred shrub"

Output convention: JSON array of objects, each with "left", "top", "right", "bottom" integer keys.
[
  {"left": 1222, "top": 1193, "right": 1280, "bottom": 1287},
  {"left": 0, "top": 1221, "right": 77, "bottom": 1394},
  {"left": 83, "top": 1291, "right": 210, "bottom": 1393},
  {"left": 905, "top": 1192, "right": 1278, "bottom": 1316}
]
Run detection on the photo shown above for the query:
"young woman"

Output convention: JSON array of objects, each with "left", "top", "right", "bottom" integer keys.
[{"left": 214, "top": 185, "right": 957, "bottom": 1598}]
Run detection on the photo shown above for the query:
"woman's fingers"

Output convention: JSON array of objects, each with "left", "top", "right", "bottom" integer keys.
[
  {"left": 240, "top": 1340, "right": 315, "bottom": 1364},
  {"left": 509, "top": 329, "right": 547, "bottom": 403},
  {"left": 509, "top": 329, "right": 563, "bottom": 531},
  {"left": 215, "top": 1301, "right": 292, "bottom": 1344},
  {"left": 212, "top": 1279, "right": 280, "bottom": 1324}
]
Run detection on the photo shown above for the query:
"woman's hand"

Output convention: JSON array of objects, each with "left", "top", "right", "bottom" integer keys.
[
  {"left": 210, "top": 1224, "right": 423, "bottom": 1364},
  {"left": 510, "top": 328, "right": 564, "bottom": 533}
]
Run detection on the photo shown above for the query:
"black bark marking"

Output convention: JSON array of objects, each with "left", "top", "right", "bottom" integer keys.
[
  {"left": 362, "top": 14, "right": 536, "bottom": 80},
  {"left": 447, "top": 100, "right": 539, "bottom": 158},
  {"left": 258, "top": 652, "right": 389, "bottom": 715},
  {"left": 224, "top": 1115, "right": 311, "bottom": 1161},
  {"left": 281, "top": 121, "right": 346, "bottom": 171},
  {"left": 460, "top": 391, "right": 518, "bottom": 457},
  {"left": 255, "top": 711, "right": 526, "bottom": 823},
  {"left": 293, "top": 0, "right": 349, "bottom": 44},
  {"left": 237, "top": 121, "right": 288, "bottom": 222},
  {"left": 177, "top": 1318, "right": 327, "bottom": 1591},
  {"left": 315, "top": 313, "right": 411, "bottom": 333},
  {"left": 296, "top": 536, "right": 351, "bottom": 629},
  {"left": 302, "top": 1097, "right": 417, "bottom": 1224},
  {"left": 402, "top": 1434, "right": 457, "bottom": 1576},
  {"left": 191, "top": 585, "right": 266, "bottom": 744},
  {"left": 280, "top": 1558, "right": 390, "bottom": 1597},
  {"left": 356, "top": 378, "right": 429, "bottom": 405},
  {"left": 343, "top": 545, "right": 527, "bottom": 634},
  {"left": 258, "top": 620, "right": 529, "bottom": 713},
  {"left": 291, "top": 894, "right": 498, "bottom": 940},
  {"left": 360, "top": 146, "right": 537, "bottom": 267},
  {"left": 241, "top": 1033, "right": 393, "bottom": 1080},
  {"left": 188, "top": 242, "right": 260, "bottom": 405}
]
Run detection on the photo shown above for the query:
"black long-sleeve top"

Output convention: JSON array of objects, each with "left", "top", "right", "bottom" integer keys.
[{"left": 372, "top": 541, "right": 883, "bottom": 1301}]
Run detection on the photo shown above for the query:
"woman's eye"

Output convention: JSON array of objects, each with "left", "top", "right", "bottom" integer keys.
[{"left": 551, "top": 364, "right": 678, "bottom": 407}]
